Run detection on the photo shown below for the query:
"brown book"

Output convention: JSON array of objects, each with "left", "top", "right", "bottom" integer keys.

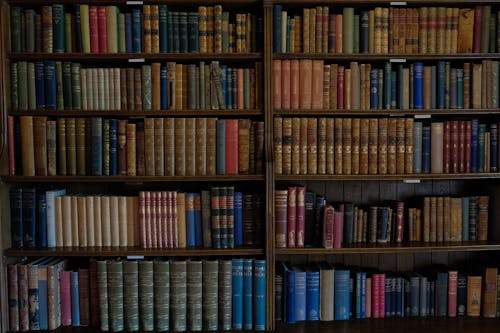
[
  {"left": 351, "top": 118, "right": 360, "bottom": 175},
  {"left": 377, "top": 118, "right": 388, "bottom": 175},
  {"left": 326, "top": 118, "right": 335, "bottom": 174},
  {"left": 472, "top": 63, "right": 482, "bottom": 109},
  {"left": 463, "top": 63, "right": 471, "bottom": 109},
  {"left": 482, "top": 267, "right": 498, "bottom": 318},
  {"left": 387, "top": 118, "right": 397, "bottom": 174},
  {"left": 436, "top": 196, "right": 444, "bottom": 242},
  {"left": 290, "top": 60, "right": 300, "bottom": 109},
  {"left": 280, "top": 60, "right": 290, "bottom": 110},
  {"left": 249, "top": 122, "right": 256, "bottom": 174},
  {"left": 47, "top": 120, "right": 57, "bottom": 176},
  {"left": 300, "top": 118, "right": 308, "bottom": 175},
  {"left": 134, "top": 68, "right": 142, "bottom": 110},
  {"left": 467, "top": 275, "right": 483, "bottom": 316},
  {"left": 136, "top": 122, "right": 145, "bottom": 176},
  {"left": 144, "top": 118, "right": 155, "bottom": 176},
  {"left": 428, "top": 7, "right": 437, "bottom": 53},
  {"left": 445, "top": 7, "right": 453, "bottom": 54},
  {"left": 342, "top": 118, "right": 352, "bottom": 175},
  {"left": 344, "top": 69, "right": 351, "bottom": 109},
  {"left": 78, "top": 268, "right": 90, "bottom": 326},
  {"left": 350, "top": 62, "right": 359, "bottom": 110},
  {"left": 151, "top": 63, "right": 161, "bottom": 110},
  {"left": 299, "top": 60, "right": 313, "bottom": 109},
  {"left": 302, "top": 8, "right": 310, "bottom": 53},
  {"left": 282, "top": 117, "right": 292, "bottom": 175},
  {"left": 419, "top": 7, "right": 429, "bottom": 53},
  {"left": 368, "top": 118, "right": 378, "bottom": 175},
  {"left": 56, "top": 118, "right": 67, "bottom": 176},
  {"left": 330, "top": 64, "right": 338, "bottom": 109},
  {"left": 65, "top": 118, "right": 77, "bottom": 176},
  {"left": 311, "top": 60, "right": 324, "bottom": 109},
  {"left": 126, "top": 123, "right": 137, "bottom": 176},
  {"left": 118, "top": 120, "right": 128, "bottom": 176},
  {"left": 154, "top": 118, "right": 166, "bottom": 176},
  {"left": 436, "top": 7, "right": 446, "bottom": 53},
  {"left": 33, "top": 116, "right": 48, "bottom": 176},
  {"left": 20, "top": 116, "right": 35, "bottom": 176},
  {"left": 177, "top": 192, "right": 186, "bottom": 248},
  {"left": 120, "top": 68, "right": 127, "bottom": 110},
  {"left": 164, "top": 118, "right": 175, "bottom": 176},
  {"left": 175, "top": 118, "right": 186, "bottom": 176},
  {"left": 185, "top": 118, "right": 196, "bottom": 176},
  {"left": 317, "top": 117, "right": 327, "bottom": 174},
  {"left": 458, "top": 8, "right": 474, "bottom": 53},
  {"left": 395, "top": 118, "right": 405, "bottom": 174},
  {"left": 195, "top": 118, "right": 207, "bottom": 176},
  {"left": 443, "top": 196, "right": 451, "bottom": 242},
  {"left": 334, "top": 118, "right": 343, "bottom": 174},
  {"left": 75, "top": 118, "right": 86, "bottom": 176},
  {"left": 451, "top": 197, "right": 462, "bottom": 241},
  {"left": 175, "top": 63, "right": 183, "bottom": 110},
  {"left": 405, "top": 118, "right": 414, "bottom": 174},
  {"left": 359, "top": 118, "right": 370, "bottom": 175},
  {"left": 477, "top": 196, "right": 489, "bottom": 241},
  {"left": 274, "top": 117, "right": 283, "bottom": 174},
  {"left": 238, "top": 119, "right": 250, "bottom": 174},
  {"left": 429, "top": 196, "right": 437, "bottom": 242},
  {"left": 307, "top": 118, "right": 318, "bottom": 175},
  {"left": 431, "top": 122, "right": 444, "bottom": 173},
  {"left": 291, "top": 118, "right": 300, "bottom": 175},
  {"left": 323, "top": 65, "right": 331, "bottom": 109}
]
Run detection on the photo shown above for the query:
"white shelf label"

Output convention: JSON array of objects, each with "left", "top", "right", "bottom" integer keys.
[
  {"left": 126, "top": 1, "right": 143, "bottom": 5},
  {"left": 390, "top": 58, "right": 407, "bottom": 63},
  {"left": 389, "top": 114, "right": 404, "bottom": 117},
  {"left": 127, "top": 255, "right": 145, "bottom": 260},
  {"left": 414, "top": 114, "right": 431, "bottom": 119},
  {"left": 128, "top": 58, "right": 145, "bottom": 63},
  {"left": 390, "top": 2, "right": 407, "bottom": 6},
  {"left": 403, "top": 179, "right": 421, "bottom": 184}
]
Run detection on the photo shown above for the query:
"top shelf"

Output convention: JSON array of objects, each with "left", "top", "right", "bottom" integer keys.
[
  {"left": 7, "top": 0, "right": 262, "bottom": 5},
  {"left": 273, "top": 53, "right": 500, "bottom": 61},
  {"left": 265, "top": 0, "right": 500, "bottom": 4}
]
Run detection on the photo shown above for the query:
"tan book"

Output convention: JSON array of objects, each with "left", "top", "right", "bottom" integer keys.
[
  {"left": 323, "top": 65, "right": 331, "bottom": 109},
  {"left": 61, "top": 196, "right": 72, "bottom": 247},
  {"left": 436, "top": 196, "right": 444, "bottom": 242},
  {"left": 351, "top": 118, "right": 360, "bottom": 175},
  {"left": 326, "top": 118, "right": 335, "bottom": 174},
  {"left": 445, "top": 7, "right": 453, "bottom": 54},
  {"left": 164, "top": 118, "right": 175, "bottom": 176},
  {"left": 177, "top": 192, "right": 186, "bottom": 248},
  {"left": 117, "top": 196, "right": 128, "bottom": 247},
  {"left": 368, "top": 118, "right": 378, "bottom": 174},
  {"left": 483, "top": 267, "right": 498, "bottom": 318},
  {"left": 175, "top": 63, "right": 183, "bottom": 110},
  {"left": 344, "top": 69, "right": 351, "bottom": 109},
  {"left": 342, "top": 118, "right": 352, "bottom": 175},
  {"left": 334, "top": 118, "right": 343, "bottom": 174},
  {"left": 33, "top": 116, "right": 48, "bottom": 176},
  {"left": 396, "top": 118, "right": 406, "bottom": 174},
  {"left": 359, "top": 118, "right": 370, "bottom": 175},
  {"left": 93, "top": 196, "right": 103, "bottom": 247},
  {"left": 317, "top": 117, "right": 327, "bottom": 174},
  {"left": 311, "top": 60, "right": 324, "bottom": 109},
  {"left": 126, "top": 196, "right": 136, "bottom": 246},
  {"left": 46, "top": 120, "right": 57, "bottom": 176},
  {"left": 451, "top": 197, "right": 462, "bottom": 241},
  {"left": 56, "top": 118, "right": 67, "bottom": 175},
  {"left": 85, "top": 196, "right": 95, "bottom": 247},
  {"left": 431, "top": 122, "right": 444, "bottom": 173},
  {"left": 436, "top": 7, "right": 446, "bottom": 53},
  {"left": 309, "top": 8, "right": 316, "bottom": 54},
  {"left": 443, "top": 196, "right": 451, "bottom": 242},
  {"left": 303, "top": 8, "right": 310, "bottom": 53},
  {"left": 467, "top": 275, "right": 483, "bottom": 317},
  {"left": 291, "top": 118, "right": 301, "bottom": 175},
  {"left": 300, "top": 117, "right": 308, "bottom": 175},
  {"left": 378, "top": 118, "right": 388, "bottom": 175},
  {"left": 472, "top": 63, "right": 482, "bottom": 109},
  {"left": 20, "top": 116, "right": 35, "bottom": 176},
  {"left": 77, "top": 196, "right": 87, "bottom": 247},
  {"left": 126, "top": 123, "right": 137, "bottom": 176},
  {"left": 206, "top": 118, "right": 217, "bottom": 176},
  {"left": 282, "top": 117, "right": 292, "bottom": 175},
  {"left": 185, "top": 118, "right": 196, "bottom": 176},
  {"left": 419, "top": 7, "right": 428, "bottom": 53},
  {"left": 101, "top": 196, "right": 111, "bottom": 247},
  {"left": 428, "top": 7, "right": 437, "bottom": 53},
  {"left": 55, "top": 196, "right": 64, "bottom": 247},
  {"left": 451, "top": 8, "right": 459, "bottom": 53},
  {"left": 307, "top": 118, "right": 318, "bottom": 175},
  {"left": 144, "top": 118, "right": 155, "bottom": 176},
  {"left": 109, "top": 196, "right": 119, "bottom": 247},
  {"left": 457, "top": 8, "right": 474, "bottom": 53},
  {"left": 387, "top": 118, "right": 397, "bottom": 174},
  {"left": 175, "top": 118, "right": 186, "bottom": 176},
  {"left": 195, "top": 118, "right": 207, "bottom": 176},
  {"left": 299, "top": 59, "right": 313, "bottom": 109},
  {"left": 315, "top": 7, "right": 322, "bottom": 53},
  {"left": 381, "top": 8, "right": 389, "bottom": 53},
  {"left": 405, "top": 118, "right": 414, "bottom": 174},
  {"left": 70, "top": 196, "right": 79, "bottom": 246},
  {"left": 330, "top": 64, "right": 338, "bottom": 109}
]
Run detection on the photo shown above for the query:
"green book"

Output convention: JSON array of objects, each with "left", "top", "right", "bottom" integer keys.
[
  {"left": 10, "top": 7, "right": 21, "bottom": 52},
  {"left": 10, "top": 63, "right": 18, "bottom": 110},
  {"left": 154, "top": 260, "right": 170, "bottom": 331},
  {"left": 202, "top": 260, "right": 218, "bottom": 331},
  {"left": 71, "top": 63, "right": 82, "bottom": 110},
  {"left": 187, "top": 260, "right": 202, "bottom": 331},
  {"left": 244, "top": 68, "right": 250, "bottom": 109},
  {"left": 52, "top": 4, "right": 65, "bottom": 53},
  {"left": 80, "top": 5, "right": 91, "bottom": 53},
  {"left": 27, "top": 62, "right": 36, "bottom": 110},
  {"left": 17, "top": 62, "right": 28, "bottom": 110},
  {"left": 123, "top": 261, "right": 139, "bottom": 332},
  {"left": 65, "top": 117, "right": 76, "bottom": 176},
  {"left": 218, "top": 259, "right": 232, "bottom": 330},
  {"left": 141, "top": 65, "right": 152, "bottom": 110},
  {"left": 96, "top": 260, "right": 109, "bottom": 331},
  {"left": 489, "top": 14, "right": 497, "bottom": 53},
  {"left": 342, "top": 7, "right": 354, "bottom": 54},
  {"left": 25, "top": 9, "right": 36, "bottom": 52},
  {"left": 62, "top": 62, "right": 73, "bottom": 109},
  {"left": 56, "top": 118, "right": 67, "bottom": 175},
  {"left": 107, "top": 260, "right": 124, "bottom": 332},
  {"left": 353, "top": 14, "right": 360, "bottom": 54},
  {"left": 65, "top": 13, "right": 72, "bottom": 53},
  {"left": 481, "top": 6, "right": 491, "bottom": 53},
  {"left": 139, "top": 261, "right": 154, "bottom": 331},
  {"left": 222, "top": 11, "right": 229, "bottom": 53},
  {"left": 75, "top": 118, "right": 86, "bottom": 176},
  {"left": 497, "top": 14, "right": 500, "bottom": 52},
  {"left": 118, "top": 13, "right": 126, "bottom": 53},
  {"left": 170, "top": 260, "right": 187, "bottom": 332},
  {"left": 55, "top": 61, "right": 64, "bottom": 109}
]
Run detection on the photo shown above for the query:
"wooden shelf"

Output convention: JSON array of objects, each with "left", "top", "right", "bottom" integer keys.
[
  {"left": 275, "top": 317, "right": 500, "bottom": 333},
  {"left": 7, "top": 52, "right": 263, "bottom": 62},
  {"left": 4, "top": 246, "right": 265, "bottom": 257},
  {"left": 274, "top": 108, "right": 500, "bottom": 116},
  {"left": 1, "top": 175, "right": 265, "bottom": 183},
  {"left": 7, "top": 0, "right": 262, "bottom": 5},
  {"left": 273, "top": 53, "right": 500, "bottom": 61},
  {"left": 266, "top": 0, "right": 500, "bottom": 5},
  {"left": 276, "top": 242, "right": 500, "bottom": 255},
  {"left": 9, "top": 109, "right": 263, "bottom": 117},
  {"left": 276, "top": 173, "right": 500, "bottom": 181}
]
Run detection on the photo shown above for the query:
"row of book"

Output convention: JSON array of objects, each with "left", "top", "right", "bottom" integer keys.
[
  {"left": 274, "top": 5, "right": 498, "bottom": 54},
  {"left": 274, "top": 186, "right": 489, "bottom": 249},
  {"left": 9, "top": 187, "right": 264, "bottom": 249},
  {"left": 273, "top": 60, "right": 500, "bottom": 111},
  {"left": 10, "top": 5, "right": 262, "bottom": 54},
  {"left": 10, "top": 116, "right": 265, "bottom": 177},
  {"left": 7, "top": 257, "right": 266, "bottom": 332},
  {"left": 10, "top": 61, "right": 262, "bottom": 111},
  {"left": 276, "top": 263, "right": 500, "bottom": 322},
  {"left": 274, "top": 117, "right": 499, "bottom": 175}
]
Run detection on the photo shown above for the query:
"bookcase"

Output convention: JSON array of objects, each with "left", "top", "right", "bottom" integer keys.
[{"left": 1, "top": 0, "right": 500, "bottom": 333}]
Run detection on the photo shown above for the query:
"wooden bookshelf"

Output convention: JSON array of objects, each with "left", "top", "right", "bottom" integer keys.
[
  {"left": 9, "top": 109, "right": 264, "bottom": 117},
  {"left": 7, "top": 0, "right": 262, "bottom": 5},
  {"left": 273, "top": 53, "right": 500, "bottom": 61},
  {"left": 276, "top": 173, "right": 500, "bottom": 181},
  {"left": 1, "top": 175, "right": 265, "bottom": 183},
  {"left": 265, "top": 0, "right": 500, "bottom": 4},
  {"left": 274, "top": 109, "right": 500, "bottom": 116}
]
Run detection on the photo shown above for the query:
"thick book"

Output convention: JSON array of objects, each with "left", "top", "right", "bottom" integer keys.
[{"left": 232, "top": 258, "right": 244, "bottom": 330}]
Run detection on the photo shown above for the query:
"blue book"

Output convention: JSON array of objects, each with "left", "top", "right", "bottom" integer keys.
[
  {"left": 384, "top": 62, "right": 392, "bottom": 109},
  {"left": 185, "top": 193, "right": 196, "bottom": 247},
  {"left": 478, "top": 123, "right": 486, "bottom": 172},
  {"left": 125, "top": 13, "right": 133, "bottom": 53},
  {"left": 109, "top": 119, "right": 118, "bottom": 176},
  {"left": 132, "top": 9, "right": 142, "bottom": 53},
  {"left": 172, "top": 12, "right": 180, "bottom": 52},
  {"left": 91, "top": 117, "right": 103, "bottom": 176},
  {"left": 306, "top": 268, "right": 319, "bottom": 321},
  {"left": 429, "top": 280, "right": 435, "bottom": 316},
  {"left": 273, "top": 5, "right": 282, "bottom": 52},
  {"left": 37, "top": 193, "right": 47, "bottom": 248},
  {"left": 395, "top": 277, "right": 403, "bottom": 317},
  {"left": 437, "top": 61, "right": 446, "bottom": 109},
  {"left": 45, "top": 189, "right": 66, "bottom": 248},
  {"left": 10, "top": 188, "right": 23, "bottom": 248},
  {"left": 234, "top": 191, "right": 243, "bottom": 246},
  {"left": 44, "top": 61, "right": 56, "bottom": 110},
  {"left": 285, "top": 265, "right": 296, "bottom": 323},
  {"left": 221, "top": 65, "right": 227, "bottom": 107},
  {"left": 38, "top": 264, "right": 49, "bottom": 330},
  {"left": 436, "top": 272, "right": 448, "bottom": 316},
  {"left": 35, "top": 62, "right": 45, "bottom": 109},
  {"left": 378, "top": 69, "right": 384, "bottom": 109},
  {"left": 456, "top": 68, "right": 464, "bottom": 108},
  {"left": 404, "top": 278, "right": 411, "bottom": 317},
  {"left": 160, "top": 65, "right": 167, "bottom": 110},
  {"left": 227, "top": 68, "right": 233, "bottom": 109},
  {"left": 457, "top": 273, "right": 467, "bottom": 316},
  {"left": 74, "top": 5, "right": 82, "bottom": 52},
  {"left": 390, "top": 71, "right": 397, "bottom": 109},
  {"left": 70, "top": 271, "right": 80, "bottom": 326},
  {"left": 179, "top": 12, "right": 188, "bottom": 52},
  {"left": 159, "top": 5, "right": 168, "bottom": 52},
  {"left": 232, "top": 259, "right": 244, "bottom": 330},
  {"left": 419, "top": 276, "right": 427, "bottom": 316},
  {"left": 413, "top": 122, "right": 423, "bottom": 173},
  {"left": 462, "top": 197, "right": 470, "bottom": 241},
  {"left": 471, "top": 119, "right": 479, "bottom": 172},
  {"left": 22, "top": 188, "right": 36, "bottom": 248},
  {"left": 293, "top": 267, "right": 306, "bottom": 322},
  {"left": 188, "top": 12, "right": 199, "bottom": 52},
  {"left": 410, "top": 275, "right": 420, "bottom": 316},
  {"left": 167, "top": 12, "right": 174, "bottom": 52},
  {"left": 355, "top": 272, "right": 363, "bottom": 318},
  {"left": 413, "top": 62, "right": 424, "bottom": 109},
  {"left": 391, "top": 277, "right": 397, "bottom": 317},
  {"left": 385, "top": 276, "right": 391, "bottom": 317},
  {"left": 243, "top": 259, "right": 253, "bottom": 329},
  {"left": 216, "top": 119, "right": 226, "bottom": 175},
  {"left": 490, "top": 124, "right": 498, "bottom": 171},
  {"left": 370, "top": 69, "right": 379, "bottom": 109},
  {"left": 286, "top": 16, "right": 291, "bottom": 53},
  {"left": 422, "top": 125, "right": 431, "bottom": 173},
  {"left": 398, "top": 65, "right": 404, "bottom": 109},
  {"left": 334, "top": 269, "right": 350, "bottom": 320},
  {"left": 431, "top": 66, "right": 437, "bottom": 108},
  {"left": 253, "top": 260, "right": 266, "bottom": 330},
  {"left": 194, "top": 193, "right": 203, "bottom": 247}
]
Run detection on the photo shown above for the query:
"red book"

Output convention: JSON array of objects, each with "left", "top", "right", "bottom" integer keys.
[
  {"left": 8, "top": 116, "right": 15, "bottom": 176},
  {"left": 473, "top": 6, "right": 482, "bottom": 53},
  {"left": 287, "top": 186, "right": 297, "bottom": 248},
  {"left": 395, "top": 201, "right": 405, "bottom": 242},
  {"left": 237, "top": 68, "right": 244, "bottom": 109},
  {"left": 378, "top": 273, "right": 386, "bottom": 318},
  {"left": 59, "top": 270, "right": 71, "bottom": 326},
  {"left": 328, "top": 14, "right": 336, "bottom": 53},
  {"left": 166, "top": 191, "right": 173, "bottom": 248},
  {"left": 295, "top": 186, "right": 306, "bottom": 247},
  {"left": 225, "top": 119, "right": 239, "bottom": 175},
  {"left": 448, "top": 270, "right": 458, "bottom": 317},
  {"left": 273, "top": 60, "right": 282, "bottom": 109},
  {"left": 333, "top": 210, "right": 344, "bottom": 248},
  {"left": 97, "top": 6, "right": 107, "bottom": 53},
  {"left": 139, "top": 191, "right": 147, "bottom": 248},
  {"left": 171, "top": 191, "right": 178, "bottom": 248},
  {"left": 465, "top": 120, "right": 472, "bottom": 172},
  {"left": 150, "top": 192, "right": 158, "bottom": 249},
  {"left": 160, "top": 191, "right": 167, "bottom": 248},
  {"left": 118, "top": 119, "right": 128, "bottom": 176},
  {"left": 299, "top": 59, "right": 312, "bottom": 109},
  {"left": 281, "top": 59, "right": 291, "bottom": 110},
  {"left": 372, "top": 274, "right": 380, "bottom": 318},
  {"left": 144, "top": 191, "right": 152, "bottom": 248},
  {"left": 290, "top": 60, "right": 300, "bottom": 109},
  {"left": 322, "top": 205, "right": 334, "bottom": 248},
  {"left": 443, "top": 121, "right": 451, "bottom": 173},
  {"left": 459, "top": 120, "right": 466, "bottom": 173},
  {"left": 337, "top": 66, "right": 345, "bottom": 110},
  {"left": 89, "top": 6, "right": 99, "bottom": 53},
  {"left": 451, "top": 120, "right": 459, "bottom": 173}
]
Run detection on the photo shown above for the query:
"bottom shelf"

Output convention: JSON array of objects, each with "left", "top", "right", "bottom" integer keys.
[{"left": 276, "top": 317, "right": 500, "bottom": 333}]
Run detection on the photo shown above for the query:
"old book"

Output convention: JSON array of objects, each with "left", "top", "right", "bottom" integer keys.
[
  {"left": 342, "top": 118, "right": 352, "bottom": 174},
  {"left": 123, "top": 261, "right": 139, "bottom": 331},
  {"left": 187, "top": 260, "right": 202, "bottom": 331},
  {"left": 378, "top": 118, "right": 388, "bottom": 175},
  {"left": 405, "top": 118, "right": 414, "bottom": 174},
  {"left": 467, "top": 275, "right": 482, "bottom": 316},
  {"left": 275, "top": 190, "right": 288, "bottom": 248},
  {"left": 317, "top": 118, "right": 327, "bottom": 174},
  {"left": 20, "top": 116, "right": 35, "bottom": 176},
  {"left": 185, "top": 118, "right": 196, "bottom": 176},
  {"left": 175, "top": 118, "right": 186, "bottom": 176},
  {"left": 368, "top": 118, "right": 379, "bottom": 175},
  {"left": 431, "top": 122, "right": 444, "bottom": 173},
  {"left": 299, "top": 60, "right": 313, "bottom": 109},
  {"left": 126, "top": 124, "right": 136, "bottom": 176},
  {"left": 195, "top": 118, "right": 207, "bottom": 176},
  {"left": 326, "top": 118, "right": 335, "bottom": 174},
  {"left": 33, "top": 116, "right": 48, "bottom": 176},
  {"left": 334, "top": 118, "right": 343, "bottom": 174},
  {"left": 238, "top": 119, "right": 250, "bottom": 174},
  {"left": 170, "top": 261, "right": 187, "bottom": 332},
  {"left": 206, "top": 118, "right": 217, "bottom": 176},
  {"left": 482, "top": 267, "right": 498, "bottom": 318},
  {"left": 138, "top": 261, "right": 154, "bottom": 331},
  {"left": 291, "top": 118, "right": 300, "bottom": 175},
  {"left": 308, "top": 118, "right": 318, "bottom": 175}
]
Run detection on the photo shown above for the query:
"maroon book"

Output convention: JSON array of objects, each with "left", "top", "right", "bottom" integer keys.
[
  {"left": 473, "top": 6, "right": 482, "bottom": 53},
  {"left": 459, "top": 120, "right": 466, "bottom": 173},
  {"left": 465, "top": 120, "right": 472, "bottom": 173},
  {"left": 295, "top": 186, "right": 306, "bottom": 247},
  {"left": 135, "top": 122, "right": 145, "bottom": 176},
  {"left": 118, "top": 119, "right": 128, "bottom": 176},
  {"left": 451, "top": 120, "right": 459, "bottom": 173},
  {"left": 443, "top": 121, "right": 451, "bottom": 173},
  {"left": 287, "top": 186, "right": 297, "bottom": 248},
  {"left": 225, "top": 119, "right": 239, "bottom": 175}
]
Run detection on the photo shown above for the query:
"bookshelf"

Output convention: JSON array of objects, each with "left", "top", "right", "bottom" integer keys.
[{"left": 2, "top": 0, "right": 500, "bottom": 332}]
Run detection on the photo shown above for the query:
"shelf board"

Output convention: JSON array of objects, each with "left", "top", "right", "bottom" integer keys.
[
  {"left": 276, "top": 173, "right": 500, "bottom": 181},
  {"left": 7, "top": 0, "right": 262, "bottom": 5},
  {"left": 7, "top": 52, "right": 263, "bottom": 62},
  {"left": 274, "top": 108, "right": 500, "bottom": 116},
  {"left": 4, "top": 246, "right": 264, "bottom": 257},
  {"left": 1, "top": 175, "right": 265, "bottom": 183},
  {"left": 276, "top": 317, "right": 500, "bottom": 333},
  {"left": 9, "top": 109, "right": 263, "bottom": 117},
  {"left": 266, "top": 0, "right": 500, "bottom": 5},
  {"left": 273, "top": 53, "right": 500, "bottom": 61},
  {"left": 276, "top": 242, "right": 500, "bottom": 255}
]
